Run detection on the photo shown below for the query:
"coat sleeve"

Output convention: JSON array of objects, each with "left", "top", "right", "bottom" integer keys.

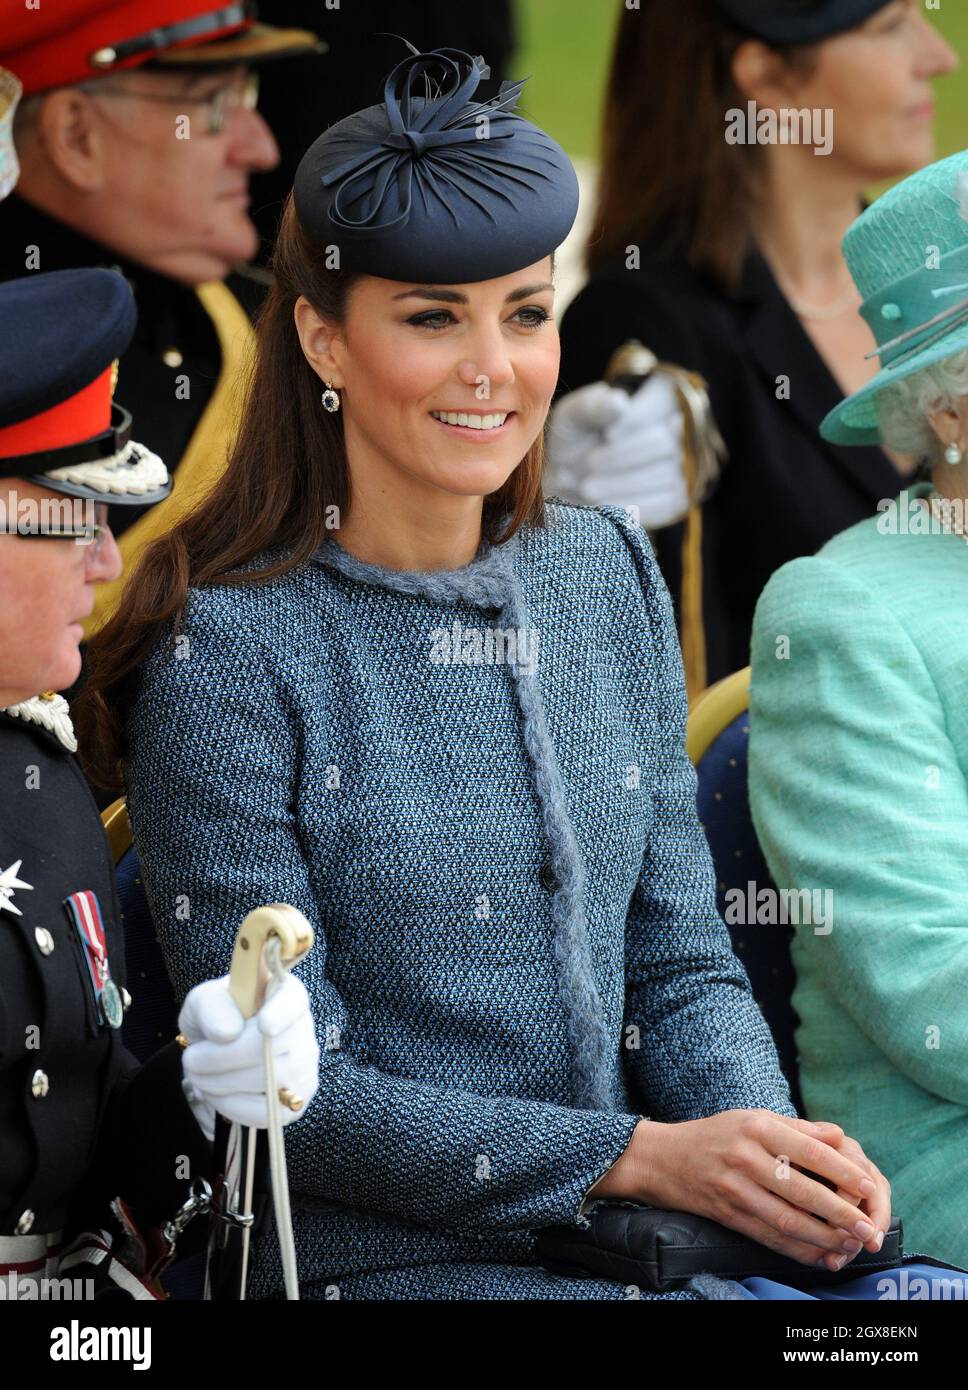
[
  {"left": 600, "top": 505, "right": 798, "bottom": 1121},
  {"left": 749, "top": 555, "right": 968, "bottom": 1110},
  {"left": 124, "top": 592, "right": 642, "bottom": 1238}
]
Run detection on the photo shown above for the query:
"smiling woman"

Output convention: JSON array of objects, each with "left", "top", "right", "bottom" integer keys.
[{"left": 74, "top": 44, "right": 954, "bottom": 1305}]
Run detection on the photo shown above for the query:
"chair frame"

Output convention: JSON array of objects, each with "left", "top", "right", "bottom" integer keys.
[
  {"left": 101, "top": 796, "right": 133, "bottom": 865},
  {"left": 686, "top": 666, "right": 751, "bottom": 765}
]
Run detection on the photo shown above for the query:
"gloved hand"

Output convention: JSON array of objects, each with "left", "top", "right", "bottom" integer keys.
[
  {"left": 178, "top": 974, "right": 320, "bottom": 1141},
  {"left": 545, "top": 375, "right": 688, "bottom": 529}
]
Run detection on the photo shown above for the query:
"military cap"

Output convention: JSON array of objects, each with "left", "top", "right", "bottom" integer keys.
[{"left": 0, "top": 269, "right": 171, "bottom": 503}]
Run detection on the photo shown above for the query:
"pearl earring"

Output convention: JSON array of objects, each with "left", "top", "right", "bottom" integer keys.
[
  {"left": 320, "top": 382, "right": 341, "bottom": 413},
  {"left": 945, "top": 441, "right": 964, "bottom": 465}
]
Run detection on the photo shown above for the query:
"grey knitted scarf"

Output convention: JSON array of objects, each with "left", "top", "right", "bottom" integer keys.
[{"left": 315, "top": 528, "right": 613, "bottom": 1111}]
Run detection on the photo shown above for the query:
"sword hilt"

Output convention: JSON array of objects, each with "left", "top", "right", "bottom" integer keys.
[{"left": 227, "top": 904, "right": 314, "bottom": 1020}]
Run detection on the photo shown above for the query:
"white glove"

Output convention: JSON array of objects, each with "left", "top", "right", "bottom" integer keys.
[
  {"left": 178, "top": 974, "right": 320, "bottom": 1141},
  {"left": 545, "top": 375, "right": 689, "bottom": 529}
]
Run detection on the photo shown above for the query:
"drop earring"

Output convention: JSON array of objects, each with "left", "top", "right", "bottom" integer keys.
[
  {"left": 945, "top": 441, "right": 964, "bottom": 465},
  {"left": 321, "top": 382, "right": 341, "bottom": 413}
]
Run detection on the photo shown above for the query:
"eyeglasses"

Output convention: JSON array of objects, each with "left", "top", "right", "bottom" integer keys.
[
  {"left": 1, "top": 504, "right": 112, "bottom": 560},
  {"left": 90, "top": 70, "right": 260, "bottom": 136}
]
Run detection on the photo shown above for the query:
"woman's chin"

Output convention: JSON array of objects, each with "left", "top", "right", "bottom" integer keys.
[{"left": 426, "top": 460, "right": 521, "bottom": 499}]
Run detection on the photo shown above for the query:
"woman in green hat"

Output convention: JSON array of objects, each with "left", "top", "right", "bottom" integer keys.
[{"left": 749, "top": 146, "right": 968, "bottom": 1267}]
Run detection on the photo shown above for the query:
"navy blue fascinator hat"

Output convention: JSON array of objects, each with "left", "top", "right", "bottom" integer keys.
[
  {"left": 293, "top": 47, "right": 579, "bottom": 284},
  {"left": 713, "top": 0, "right": 893, "bottom": 44}
]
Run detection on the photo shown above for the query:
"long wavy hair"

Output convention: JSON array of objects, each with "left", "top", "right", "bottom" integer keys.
[
  {"left": 589, "top": 0, "right": 818, "bottom": 288},
  {"left": 76, "top": 198, "right": 548, "bottom": 790}
]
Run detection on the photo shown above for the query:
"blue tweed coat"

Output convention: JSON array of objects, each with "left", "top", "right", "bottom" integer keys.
[{"left": 124, "top": 501, "right": 796, "bottom": 1300}]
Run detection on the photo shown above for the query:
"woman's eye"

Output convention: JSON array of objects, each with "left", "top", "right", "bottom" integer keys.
[
  {"left": 405, "top": 306, "right": 551, "bottom": 332},
  {"left": 515, "top": 306, "right": 551, "bottom": 329},
  {"left": 407, "top": 310, "right": 456, "bottom": 331}
]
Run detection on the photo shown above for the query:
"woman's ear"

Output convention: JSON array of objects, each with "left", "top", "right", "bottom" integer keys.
[
  {"left": 731, "top": 38, "right": 801, "bottom": 108},
  {"left": 293, "top": 296, "right": 344, "bottom": 388},
  {"left": 926, "top": 397, "right": 968, "bottom": 455}
]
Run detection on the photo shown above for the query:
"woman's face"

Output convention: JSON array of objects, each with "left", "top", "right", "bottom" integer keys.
[
  {"left": 304, "top": 258, "right": 560, "bottom": 505},
  {"left": 0, "top": 481, "right": 122, "bottom": 704},
  {"left": 778, "top": 0, "right": 957, "bottom": 178}
]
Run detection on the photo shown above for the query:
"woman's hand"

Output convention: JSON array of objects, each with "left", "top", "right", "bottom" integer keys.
[
  {"left": 177, "top": 974, "right": 320, "bottom": 1142},
  {"left": 599, "top": 1110, "right": 889, "bottom": 1272}
]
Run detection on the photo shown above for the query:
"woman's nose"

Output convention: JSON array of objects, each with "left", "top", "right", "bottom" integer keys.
[
  {"left": 917, "top": 16, "right": 959, "bottom": 76},
  {"left": 457, "top": 336, "right": 516, "bottom": 396}
]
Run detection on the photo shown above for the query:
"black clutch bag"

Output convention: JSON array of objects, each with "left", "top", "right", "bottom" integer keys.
[{"left": 535, "top": 1203, "right": 904, "bottom": 1294}]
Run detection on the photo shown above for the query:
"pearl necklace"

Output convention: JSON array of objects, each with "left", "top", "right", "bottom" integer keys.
[
  {"left": 925, "top": 487, "right": 968, "bottom": 544},
  {"left": 787, "top": 284, "right": 862, "bottom": 322}
]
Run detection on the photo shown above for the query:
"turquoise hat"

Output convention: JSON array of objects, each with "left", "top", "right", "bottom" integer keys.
[{"left": 821, "top": 148, "right": 968, "bottom": 447}]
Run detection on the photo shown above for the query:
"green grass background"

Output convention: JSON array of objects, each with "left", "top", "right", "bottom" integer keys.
[{"left": 513, "top": 0, "right": 967, "bottom": 164}]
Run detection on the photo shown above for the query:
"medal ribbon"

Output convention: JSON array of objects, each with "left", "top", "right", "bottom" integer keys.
[{"left": 65, "top": 890, "right": 111, "bottom": 1025}]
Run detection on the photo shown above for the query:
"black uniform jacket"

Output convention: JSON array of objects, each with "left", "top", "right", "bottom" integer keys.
[
  {"left": 0, "top": 193, "right": 236, "bottom": 542},
  {"left": 557, "top": 246, "right": 907, "bottom": 685},
  {"left": 0, "top": 707, "right": 210, "bottom": 1240}
]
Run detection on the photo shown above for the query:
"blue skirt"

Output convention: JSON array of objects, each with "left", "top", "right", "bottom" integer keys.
[
  {"left": 302, "top": 1257, "right": 968, "bottom": 1300},
  {"left": 737, "top": 1259, "right": 967, "bottom": 1301}
]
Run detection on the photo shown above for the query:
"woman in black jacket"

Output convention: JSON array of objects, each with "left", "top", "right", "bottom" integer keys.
[{"left": 552, "top": 0, "right": 957, "bottom": 688}]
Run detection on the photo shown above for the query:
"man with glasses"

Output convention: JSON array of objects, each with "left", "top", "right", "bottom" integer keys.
[
  {"left": 0, "top": 1, "right": 323, "bottom": 636},
  {"left": 0, "top": 266, "right": 319, "bottom": 1298}
]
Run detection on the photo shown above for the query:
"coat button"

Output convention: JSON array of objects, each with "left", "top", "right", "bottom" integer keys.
[
  {"left": 31, "top": 1069, "right": 49, "bottom": 1099},
  {"left": 539, "top": 860, "right": 560, "bottom": 892},
  {"left": 34, "top": 927, "right": 55, "bottom": 956},
  {"left": 14, "top": 1209, "right": 34, "bottom": 1235}
]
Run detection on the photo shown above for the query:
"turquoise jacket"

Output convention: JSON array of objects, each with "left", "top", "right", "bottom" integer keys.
[
  {"left": 124, "top": 501, "right": 795, "bottom": 1300},
  {"left": 749, "top": 484, "right": 968, "bottom": 1267}
]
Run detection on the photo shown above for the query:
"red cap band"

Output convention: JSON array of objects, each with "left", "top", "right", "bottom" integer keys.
[
  {"left": 0, "top": 366, "right": 113, "bottom": 459},
  {"left": 0, "top": 1, "right": 252, "bottom": 96}
]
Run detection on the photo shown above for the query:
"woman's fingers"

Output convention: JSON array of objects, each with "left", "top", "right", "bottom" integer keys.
[
  {"left": 713, "top": 1175, "right": 857, "bottom": 1267},
  {"left": 832, "top": 1137, "right": 891, "bottom": 1247},
  {"left": 766, "top": 1115, "right": 876, "bottom": 1202},
  {"left": 756, "top": 1155, "right": 877, "bottom": 1246}
]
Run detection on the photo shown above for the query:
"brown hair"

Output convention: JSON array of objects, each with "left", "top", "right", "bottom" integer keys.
[
  {"left": 588, "top": 0, "right": 819, "bottom": 289},
  {"left": 76, "top": 198, "right": 547, "bottom": 790}
]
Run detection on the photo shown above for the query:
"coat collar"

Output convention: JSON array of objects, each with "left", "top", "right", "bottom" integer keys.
[
  {"left": 729, "top": 247, "right": 904, "bottom": 503},
  {"left": 314, "top": 526, "right": 521, "bottom": 612}
]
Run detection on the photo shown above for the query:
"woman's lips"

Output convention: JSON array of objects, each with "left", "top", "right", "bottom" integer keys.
[{"left": 430, "top": 411, "right": 516, "bottom": 441}]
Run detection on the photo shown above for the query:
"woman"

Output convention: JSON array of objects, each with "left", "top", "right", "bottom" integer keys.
[
  {"left": 550, "top": 0, "right": 957, "bottom": 689},
  {"left": 0, "top": 266, "right": 317, "bottom": 1296},
  {"left": 79, "top": 46, "right": 948, "bottom": 1302},
  {"left": 749, "top": 147, "right": 968, "bottom": 1268}
]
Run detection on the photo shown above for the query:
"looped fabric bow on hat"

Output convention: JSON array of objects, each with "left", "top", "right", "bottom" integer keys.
[
  {"left": 293, "top": 46, "right": 579, "bottom": 284},
  {"left": 318, "top": 49, "right": 530, "bottom": 235}
]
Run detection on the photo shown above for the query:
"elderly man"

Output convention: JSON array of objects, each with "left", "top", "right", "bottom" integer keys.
[{"left": 0, "top": 1, "right": 322, "bottom": 636}]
